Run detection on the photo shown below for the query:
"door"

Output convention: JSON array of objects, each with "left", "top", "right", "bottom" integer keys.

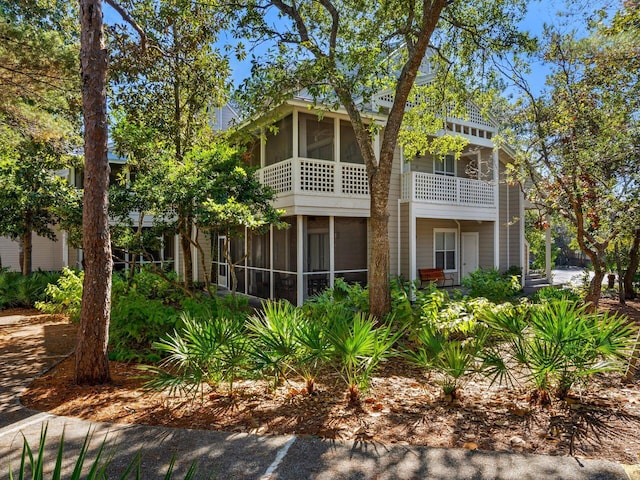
[
  {"left": 217, "top": 236, "right": 228, "bottom": 288},
  {"left": 461, "top": 232, "right": 479, "bottom": 279}
]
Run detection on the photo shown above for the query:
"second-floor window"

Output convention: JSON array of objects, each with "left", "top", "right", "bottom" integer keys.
[
  {"left": 434, "top": 229, "right": 456, "bottom": 271},
  {"left": 434, "top": 154, "right": 455, "bottom": 176}
]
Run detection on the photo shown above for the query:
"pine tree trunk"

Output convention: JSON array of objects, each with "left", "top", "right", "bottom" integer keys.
[{"left": 76, "top": 0, "right": 112, "bottom": 385}]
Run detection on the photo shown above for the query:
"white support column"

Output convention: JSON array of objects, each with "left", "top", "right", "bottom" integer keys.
[
  {"left": 293, "top": 110, "right": 300, "bottom": 195},
  {"left": 329, "top": 216, "right": 335, "bottom": 288},
  {"left": 269, "top": 225, "right": 274, "bottom": 299},
  {"left": 397, "top": 200, "right": 402, "bottom": 277},
  {"left": 493, "top": 149, "right": 500, "bottom": 269},
  {"left": 296, "top": 215, "right": 305, "bottom": 306},
  {"left": 62, "top": 231, "right": 69, "bottom": 267},
  {"left": 409, "top": 203, "right": 416, "bottom": 286}
]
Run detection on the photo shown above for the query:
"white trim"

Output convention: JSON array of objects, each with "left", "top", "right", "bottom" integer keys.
[
  {"left": 433, "top": 228, "right": 458, "bottom": 273},
  {"left": 296, "top": 215, "right": 304, "bottom": 306},
  {"left": 329, "top": 216, "right": 335, "bottom": 289}
]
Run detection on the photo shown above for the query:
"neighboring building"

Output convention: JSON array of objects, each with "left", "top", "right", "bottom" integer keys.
[{"left": 0, "top": 105, "right": 238, "bottom": 279}]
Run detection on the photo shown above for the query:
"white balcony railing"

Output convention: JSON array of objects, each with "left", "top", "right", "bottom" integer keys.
[
  {"left": 402, "top": 172, "right": 495, "bottom": 207},
  {"left": 260, "top": 158, "right": 369, "bottom": 197}
]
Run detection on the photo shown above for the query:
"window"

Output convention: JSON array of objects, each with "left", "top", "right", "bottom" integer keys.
[
  {"left": 434, "top": 230, "right": 456, "bottom": 271},
  {"left": 434, "top": 154, "right": 455, "bottom": 176}
]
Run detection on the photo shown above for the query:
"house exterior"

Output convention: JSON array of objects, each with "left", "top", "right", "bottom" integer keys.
[
  {"left": 1, "top": 87, "right": 524, "bottom": 306},
  {"left": 212, "top": 91, "right": 525, "bottom": 305}
]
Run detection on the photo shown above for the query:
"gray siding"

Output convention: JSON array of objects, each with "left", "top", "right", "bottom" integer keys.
[{"left": 497, "top": 163, "right": 523, "bottom": 271}]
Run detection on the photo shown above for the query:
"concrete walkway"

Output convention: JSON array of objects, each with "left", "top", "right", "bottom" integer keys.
[{"left": 0, "top": 313, "right": 634, "bottom": 479}]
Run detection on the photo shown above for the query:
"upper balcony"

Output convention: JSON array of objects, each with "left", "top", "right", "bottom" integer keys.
[{"left": 401, "top": 172, "right": 495, "bottom": 207}]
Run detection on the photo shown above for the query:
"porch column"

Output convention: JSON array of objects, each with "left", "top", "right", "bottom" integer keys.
[
  {"left": 493, "top": 149, "right": 500, "bottom": 269},
  {"left": 269, "top": 225, "right": 274, "bottom": 299},
  {"left": 409, "top": 203, "right": 416, "bottom": 286},
  {"left": 292, "top": 110, "right": 300, "bottom": 195},
  {"left": 329, "top": 216, "right": 335, "bottom": 288},
  {"left": 62, "top": 230, "right": 69, "bottom": 267},
  {"left": 296, "top": 215, "right": 304, "bottom": 306}
]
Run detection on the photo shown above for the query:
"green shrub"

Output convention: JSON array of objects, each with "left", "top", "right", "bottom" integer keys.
[
  {"left": 35, "top": 268, "right": 83, "bottom": 321},
  {"left": 481, "top": 300, "right": 638, "bottom": 403},
  {"left": 326, "top": 311, "right": 402, "bottom": 404},
  {"left": 0, "top": 270, "right": 61, "bottom": 310},
  {"left": 142, "top": 311, "right": 249, "bottom": 397},
  {"left": 461, "top": 268, "right": 521, "bottom": 302},
  {"left": 129, "top": 268, "right": 184, "bottom": 303},
  {"left": 109, "top": 292, "right": 181, "bottom": 362},
  {"left": 532, "top": 286, "right": 581, "bottom": 303}
]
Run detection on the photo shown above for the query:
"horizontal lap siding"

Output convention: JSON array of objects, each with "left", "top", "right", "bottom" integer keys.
[
  {"left": 460, "top": 221, "right": 494, "bottom": 270},
  {"left": 399, "top": 203, "right": 409, "bottom": 278}
]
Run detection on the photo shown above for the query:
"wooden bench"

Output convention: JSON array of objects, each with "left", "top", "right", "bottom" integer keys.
[{"left": 418, "top": 268, "right": 454, "bottom": 288}]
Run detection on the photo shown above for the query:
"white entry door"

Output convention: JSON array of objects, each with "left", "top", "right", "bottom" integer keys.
[
  {"left": 217, "top": 236, "right": 228, "bottom": 288},
  {"left": 461, "top": 232, "right": 479, "bottom": 279}
]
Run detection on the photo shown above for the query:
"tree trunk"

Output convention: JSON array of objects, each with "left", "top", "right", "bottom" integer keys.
[
  {"left": 585, "top": 269, "right": 605, "bottom": 310},
  {"left": 76, "top": 0, "right": 112, "bottom": 385},
  {"left": 624, "top": 229, "right": 640, "bottom": 300},
  {"left": 21, "top": 213, "right": 32, "bottom": 275},
  {"left": 368, "top": 158, "right": 392, "bottom": 319}
]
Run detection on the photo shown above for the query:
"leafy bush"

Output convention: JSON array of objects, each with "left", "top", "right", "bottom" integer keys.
[
  {"left": 142, "top": 311, "right": 249, "bottom": 397},
  {"left": 481, "top": 300, "right": 638, "bottom": 403},
  {"left": 461, "top": 268, "right": 521, "bottom": 302},
  {"left": 304, "top": 278, "right": 369, "bottom": 316},
  {"left": 35, "top": 268, "right": 83, "bottom": 320},
  {"left": 0, "top": 270, "right": 61, "bottom": 310},
  {"left": 109, "top": 292, "right": 181, "bottom": 362},
  {"left": 532, "top": 286, "right": 581, "bottom": 303},
  {"left": 129, "top": 268, "right": 184, "bottom": 303},
  {"left": 326, "top": 312, "right": 402, "bottom": 404}
]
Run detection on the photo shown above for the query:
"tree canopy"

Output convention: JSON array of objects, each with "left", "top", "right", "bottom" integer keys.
[
  {"left": 506, "top": 3, "right": 640, "bottom": 307},
  {"left": 232, "top": 0, "right": 532, "bottom": 316}
]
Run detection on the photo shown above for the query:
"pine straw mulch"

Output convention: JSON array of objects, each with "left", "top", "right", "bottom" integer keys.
[{"left": 14, "top": 298, "right": 640, "bottom": 465}]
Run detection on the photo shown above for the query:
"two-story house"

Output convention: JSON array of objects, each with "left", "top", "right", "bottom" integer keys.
[{"left": 211, "top": 89, "right": 524, "bottom": 305}]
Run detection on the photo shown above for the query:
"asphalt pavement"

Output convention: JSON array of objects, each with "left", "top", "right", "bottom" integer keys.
[{"left": 0, "top": 312, "right": 635, "bottom": 479}]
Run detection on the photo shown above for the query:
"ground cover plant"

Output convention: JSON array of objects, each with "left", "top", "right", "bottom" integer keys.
[
  {"left": 15, "top": 272, "right": 640, "bottom": 462},
  {"left": 0, "top": 269, "right": 61, "bottom": 310}
]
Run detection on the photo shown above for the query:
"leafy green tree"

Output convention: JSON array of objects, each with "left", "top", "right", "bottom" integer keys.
[
  {"left": 0, "top": 144, "right": 80, "bottom": 274},
  {"left": 109, "top": 0, "right": 230, "bottom": 289},
  {"left": 194, "top": 146, "right": 285, "bottom": 295},
  {"left": 507, "top": 5, "right": 640, "bottom": 308},
  {"left": 232, "top": 0, "right": 531, "bottom": 317}
]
